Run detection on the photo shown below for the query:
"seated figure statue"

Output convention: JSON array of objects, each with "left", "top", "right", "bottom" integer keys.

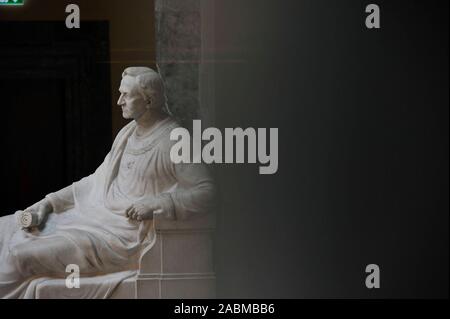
[{"left": 0, "top": 67, "right": 215, "bottom": 298}]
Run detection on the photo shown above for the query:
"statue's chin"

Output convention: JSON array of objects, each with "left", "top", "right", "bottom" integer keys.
[{"left": 122, "top": 112, "right": 132, "bottom": 119}]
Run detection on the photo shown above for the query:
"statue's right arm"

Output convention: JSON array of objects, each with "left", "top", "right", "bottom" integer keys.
[
  {"left": 40, "top": 150, "right": 112, "bottom": 214},
  {"left": 21, "top": 184, "right": 74, "bottom": 226},
  {"left": 44, "top": 184, "right": 75, "bottom": 213},
  {"left": 22, "top": 182, "right": 78, "bottom": 228},
  {"left": 20, "top": 148, "right": 112, "bottom": 229}
]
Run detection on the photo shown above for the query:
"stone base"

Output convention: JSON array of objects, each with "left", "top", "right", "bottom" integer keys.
[{"left": 136, "top": 273, "right": 216, "bottom": 299}]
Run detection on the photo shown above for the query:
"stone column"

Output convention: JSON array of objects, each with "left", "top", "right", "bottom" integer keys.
[{"left": 155, "top": 0, "right": 215, "bottom": 129}]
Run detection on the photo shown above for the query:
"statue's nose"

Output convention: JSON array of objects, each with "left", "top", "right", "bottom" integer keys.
[{"left": 117, "top": 95, "right": 124, "bottom": 106}]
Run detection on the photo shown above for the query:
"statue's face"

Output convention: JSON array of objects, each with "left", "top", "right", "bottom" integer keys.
[{"left": 117, "top": 76, "right": 148, "bottom": 120}]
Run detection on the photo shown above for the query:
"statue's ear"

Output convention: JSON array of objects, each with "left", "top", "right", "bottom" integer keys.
[
  {"left": 148, "top": 97, "right": 159, "bottom": 110},
  {"left": 145, "top": 97, "right": 152, "bottom": 109}
]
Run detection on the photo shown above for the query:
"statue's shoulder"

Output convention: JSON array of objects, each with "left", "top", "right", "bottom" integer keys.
[
  {"left": 119, "top": 120, "right": 137, "bottom": 136},
  {"left": 163, "top": 116, "right": 182, "bottom": 133},
  {"left": 158, "top": 117, "right": 182, "bottom": 149},
  {"left": 112, "top": 121, "right": 136, "bottom": 146}
]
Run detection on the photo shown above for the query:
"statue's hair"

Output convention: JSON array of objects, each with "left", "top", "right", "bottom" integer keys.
[{"left": 122, "top": 66, "right": 171, "bottom": 115}]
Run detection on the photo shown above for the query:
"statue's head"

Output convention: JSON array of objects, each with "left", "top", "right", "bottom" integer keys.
[{"left": 117, "top": 66, "right": 168, "bottom": 120}]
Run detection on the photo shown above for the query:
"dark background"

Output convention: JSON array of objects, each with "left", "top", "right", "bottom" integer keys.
[
  {"left": 0, "top": 0, "right": 448, "bottom": 298},
  {"left": 213, "top": 0, "right": 448, "bottom": 298},
  {"left": 0, "top": 21, "right": 111, "bottom": 213}
]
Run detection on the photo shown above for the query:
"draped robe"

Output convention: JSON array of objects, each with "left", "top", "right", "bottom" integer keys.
[{"left": 0, "top": 117, "right": 214, "bottom": 298}]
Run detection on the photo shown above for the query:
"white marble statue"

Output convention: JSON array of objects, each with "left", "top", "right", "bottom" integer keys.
[{"left": 0, "top": 67, "right": 215, "bottom": 298}]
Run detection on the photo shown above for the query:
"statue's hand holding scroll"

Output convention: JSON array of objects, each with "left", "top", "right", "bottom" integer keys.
[
  {"left": 125, "top": 194, "right": 174, "bottom": 221},
  {"left": 17, "top": 199, "right": 53, "bottom": 229}
]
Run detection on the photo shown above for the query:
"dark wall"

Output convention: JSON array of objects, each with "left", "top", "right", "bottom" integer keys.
[
  {"left": 0, "top": 1, "right": 446, "bottom": 299},
  {"left": 213, "top": 0, "right": 448, "bottom": 298},
  {"left": 0, "top": 21, "right": 111, "bottom": 214},
  {"left": 0, "top": 0, "right": 157, "bottom": 137}
]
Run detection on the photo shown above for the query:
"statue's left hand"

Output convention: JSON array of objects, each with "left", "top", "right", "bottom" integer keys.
[{"left": 125, "top": 196, "right": 164, "bottom": 221}]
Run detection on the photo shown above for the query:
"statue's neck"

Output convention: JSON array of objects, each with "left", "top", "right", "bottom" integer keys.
[{"left": 134, "top": 109, "right": 167, "bottom": 137}]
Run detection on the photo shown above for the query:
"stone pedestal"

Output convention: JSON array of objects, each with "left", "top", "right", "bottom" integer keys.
[{"left": 136, "top": 214, "right": 216, "bottom": 298}]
